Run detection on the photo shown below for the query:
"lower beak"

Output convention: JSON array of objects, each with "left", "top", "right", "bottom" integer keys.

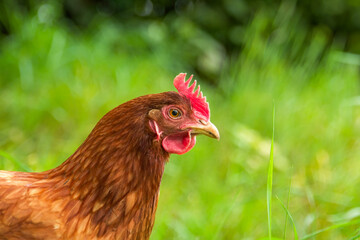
[{"left": 189, "top": 121, "right": 220, "bottom": 140}]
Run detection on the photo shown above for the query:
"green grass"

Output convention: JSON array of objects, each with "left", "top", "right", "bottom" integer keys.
[
  {"left": 302, "top": 219, "right": 360, "bottom": 239},
  {"left": 267, "top": 104, "right": 275, "bottom": 239},
  {"left": 276, "top": 195, "right": 299, "bottom": 240},
  {"left": 0, "top": 150, "right": 32, "bottom": 172},
  {"left": 283, "top": 167, "right": 293, "bottom": 239},
  {"left": 1, "top": 3, "right": 360, "bottom": 239}
]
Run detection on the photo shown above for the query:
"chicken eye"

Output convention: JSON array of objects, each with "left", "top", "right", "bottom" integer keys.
[{"left": 168, "top": 108, "right": 182, "bottom": 119}]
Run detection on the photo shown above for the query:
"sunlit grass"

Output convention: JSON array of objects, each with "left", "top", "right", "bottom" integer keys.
[
  {"left": 267, "top": 103, "right": 275, "bottom": 239},
  {"left": 0, "top": 150, "right": 31, "bottom": 172},
  {"left": 283, "top": 168, "right": 293, "bottom": 239},
  {"left": 276, "top": 195, "right": 299, "bottom": 240},
  {"left": 302, "top": 219, "right": 360, "bottom": 240}
]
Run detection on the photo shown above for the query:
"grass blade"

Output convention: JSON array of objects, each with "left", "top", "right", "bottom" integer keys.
[
  {"left": 276, "top": 195, "right": 299, "bottom": 240},
  {"left": 267, "top": 103, "right": 276, "bottom": 239},
  {"left": 302, "top": 219, "right": 360, "bottom": 240},
  {"left": 0, "top": 150, "right": 32, "bottom": 172},
  {"left": 283, "top": 167, "right": 293, "bottom": 239},
  {"left": 212, "top": 190, "right": 243, "bottom": 240},
  {"left": 348, "top": 230, "right": 360, "bottom": 240}
]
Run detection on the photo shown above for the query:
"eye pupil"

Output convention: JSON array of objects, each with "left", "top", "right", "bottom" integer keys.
[{"left": 169, "top": 108, "right": 181, "bottom": 118}]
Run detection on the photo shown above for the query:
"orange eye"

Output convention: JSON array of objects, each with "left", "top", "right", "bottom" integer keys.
[{"left": 169, "top": 108, "right": 182, "bottom": 119}]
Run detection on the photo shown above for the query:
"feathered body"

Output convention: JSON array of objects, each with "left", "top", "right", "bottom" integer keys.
[{"left": 0, "top": 74, "right": 219, "bottom": 239}]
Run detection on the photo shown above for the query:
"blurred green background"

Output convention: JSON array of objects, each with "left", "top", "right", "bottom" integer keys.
[{"left": 1, "top": 0, "right": 360, "bottom": 239}]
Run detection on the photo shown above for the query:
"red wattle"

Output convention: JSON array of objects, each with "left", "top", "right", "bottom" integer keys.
[{"left": 162, "top": 131, "right": 196, "bottom": 154}]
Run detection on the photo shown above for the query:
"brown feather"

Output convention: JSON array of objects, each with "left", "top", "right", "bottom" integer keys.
[{"left": 0, "top": 92, "right": 189, "bottom": 239}]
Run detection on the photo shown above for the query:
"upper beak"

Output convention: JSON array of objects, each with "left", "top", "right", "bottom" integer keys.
[{"left": 188, "top": 120, "right": 220, "bottom": 140}]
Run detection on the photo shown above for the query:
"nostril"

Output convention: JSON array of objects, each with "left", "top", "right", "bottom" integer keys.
[{"left": 199, "top": 119, "right": 207, "bottom": 125}]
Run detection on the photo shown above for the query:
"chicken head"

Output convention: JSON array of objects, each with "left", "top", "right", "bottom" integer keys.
[{"left": 148, "top": 73, "right": 219, "bottom": 155}]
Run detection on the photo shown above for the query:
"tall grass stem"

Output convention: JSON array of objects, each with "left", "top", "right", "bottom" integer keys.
[{"left": 267, "top": 103, "right": 275, "bottom": 239}]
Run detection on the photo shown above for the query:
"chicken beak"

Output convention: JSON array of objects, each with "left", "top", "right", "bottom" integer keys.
[{"left": 189, "top": 120, "right": 220, "bottom": 140}]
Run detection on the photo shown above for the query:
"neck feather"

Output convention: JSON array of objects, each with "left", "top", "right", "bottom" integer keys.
[{"left": 47, "top": 100, "right": 169, "bottom": 224}]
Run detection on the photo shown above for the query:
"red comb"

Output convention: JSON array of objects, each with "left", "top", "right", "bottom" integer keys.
[{"left": 173, "top": 73, "right": 210, "bottom": 122}]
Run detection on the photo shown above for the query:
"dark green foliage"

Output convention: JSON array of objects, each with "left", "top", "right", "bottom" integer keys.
[{"left": 1, "top": 0, "right": 360, "bottom": 81}]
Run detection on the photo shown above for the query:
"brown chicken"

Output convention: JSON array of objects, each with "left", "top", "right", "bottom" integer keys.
[{"left": 0, "top": 73, "right": 219, "bottom": 240}]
